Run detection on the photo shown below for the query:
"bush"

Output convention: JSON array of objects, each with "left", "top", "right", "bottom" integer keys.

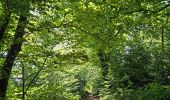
[{"left": 113, "top": 83, "right": 170, "bottom": 100}]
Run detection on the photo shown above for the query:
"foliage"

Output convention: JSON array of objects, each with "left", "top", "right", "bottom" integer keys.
[{"left": 0, "top": 0, "right": 170, "bottom": 100}]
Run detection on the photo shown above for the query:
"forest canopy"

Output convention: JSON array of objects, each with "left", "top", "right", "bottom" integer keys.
[{"left": 0, "top": 0, "right": 170, "bottom": 100}]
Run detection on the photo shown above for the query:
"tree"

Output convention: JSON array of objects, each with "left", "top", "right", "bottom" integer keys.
[{"left": 0, "top": 0, "right": 170, "bottom": 100}]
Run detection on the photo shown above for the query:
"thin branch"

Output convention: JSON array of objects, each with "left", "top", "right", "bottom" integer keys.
[
  {"left": 155, "top": 4, "right": 170, "bottom": 13},
  {"left": 114, "top": 27, "right": 122, "bottom": 37},
  {"left": 122, "top": 4, "right": 170, "bottom": 14},
  {"left": 24, "top": 66, "right": 48, "bottom": 96},
  {"left": 161, "top": 16, "right": 169, "bottom": 56},
  {"left": 23, "top": 45, "right": 56, "bottom": 96},
  {"left": 22, "top": 63, "right": 25, "bottom": 100},
  {"left": 73, "top": 26, "right": 111, "bottom": 47},
  {"left": 122, "top": 9, "right": 154, "bottom": 14}
]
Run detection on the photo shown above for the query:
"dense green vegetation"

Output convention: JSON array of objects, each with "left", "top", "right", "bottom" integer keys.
[{"left": 0, "top": 0, "right": 170, "bottom": 100}]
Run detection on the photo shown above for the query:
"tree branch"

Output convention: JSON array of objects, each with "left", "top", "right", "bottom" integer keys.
[
  {"left": 73, "top": 26, "right": 111, "bottom": 47},
  {"left": 23, "top": 45, "right": 56, "bottom": 96},
  {"left": 122, "top": 4, "right": 170, "bottom": 14}
]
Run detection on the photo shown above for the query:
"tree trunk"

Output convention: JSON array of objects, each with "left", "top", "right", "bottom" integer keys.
[
  {"left": 97, "top": 49, "right": 109, "bottom": 81},
  {"left": 0, "top": 12, "right": 11, "bottom": 42},
  {"left": 0, "top": 0, "right": 11, "bottom": 42},
  {"left": 0, "top": 16, "right": 27, "bottom": 99},
  {"left": 161, "top": 22, "right": 165, "bottom": 56}
]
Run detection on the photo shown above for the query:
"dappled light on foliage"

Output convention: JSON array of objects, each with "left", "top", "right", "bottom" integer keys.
[{"left": 0, "top": 0, "right": 170, "bottom": 100}]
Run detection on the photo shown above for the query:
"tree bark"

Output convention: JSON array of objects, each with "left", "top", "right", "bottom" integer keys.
[
  {"left": 0, "top": 13, "right": 11, "bottom": 42},
  {"left": 0, "top": 16, "right": 27, "bottom": 99},
  {"left": 0, "top": 0, "right": 11, "bottom": 42},
  {"left": 98, "top": 49, "right": 109, "bottom": 81}
]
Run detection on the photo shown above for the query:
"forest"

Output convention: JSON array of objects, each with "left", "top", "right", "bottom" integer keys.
[{"left": 0, "top": 0, "right": 170, "bottom": 100}]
